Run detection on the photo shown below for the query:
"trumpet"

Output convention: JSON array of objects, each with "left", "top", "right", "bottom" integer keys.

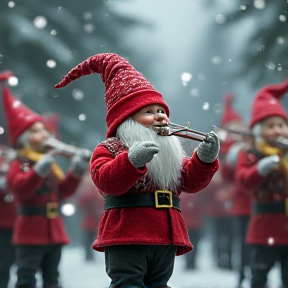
[
  {"left": 213, "top": 126, "right": 288, "bottom": 149},
  {"left": 43, "top": 138, "right": 92, "bottom": 161},
  {"left": 152, "top": 122, "right": 207, "bottom": 142}
]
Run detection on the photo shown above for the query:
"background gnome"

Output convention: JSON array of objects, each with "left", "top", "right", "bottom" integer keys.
[
  {"left": 236, "top": 78, "right": 288, "bottom": 288},
  {"left": 2, "top": 72, "right": 90, "bottom": 288},
  {"left": 55, "top": 53, "right": 220, "bottom": 288}
]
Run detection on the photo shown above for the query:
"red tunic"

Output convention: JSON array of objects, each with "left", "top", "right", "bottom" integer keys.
[
  {"left": 77, "top": 183, "right": 104, "bottom": 231},
  {"left": 221, "top": 162, "right": 251, "bottom": 216},
  {"left": 180, "top": 192, "right": 204, "bottom": 229},
  {"left": 0, "top": 189, "right": 17, "bottom": 229},
  {"left": 203, "top": 171, "right": 233, "bottom": 218},
  {"left": 236, "top": 148, "right": 288, "bottom": 245},
  {"left": 7, "top": 157, "right": 81, "bottom": 245},
  {"left": 90, "top": 138, "right": 219, "bottom": 256}
]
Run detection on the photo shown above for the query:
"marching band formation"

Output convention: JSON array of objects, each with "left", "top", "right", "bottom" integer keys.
[{"left": 0, "top": 53, "right": 288, "bottom": 288}]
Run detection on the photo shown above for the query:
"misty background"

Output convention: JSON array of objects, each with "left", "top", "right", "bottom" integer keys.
[{"left": 1, "top": 0, "right": 287, "bottom": 151}]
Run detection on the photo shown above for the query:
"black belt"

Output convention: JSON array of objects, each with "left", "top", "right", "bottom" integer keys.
[
  {"left": 18, "top": 203, "right": 59, "bottom": 219},
  {"left": 252, "top": 202, "right": 288, "bottom": 216},
  {"left": 104, "top": 190, "right": 181, "bottom": 211}
]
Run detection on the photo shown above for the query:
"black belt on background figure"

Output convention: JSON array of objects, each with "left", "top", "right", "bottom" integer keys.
[
  {"left": 104, "top": 190, "right": 181, "bottom": 211},
  {"left": 18, "top": 202, "right": 59, "bottom": 219},
  {"left": 252, "top": 201, "right": 288, "bottom": 216}
]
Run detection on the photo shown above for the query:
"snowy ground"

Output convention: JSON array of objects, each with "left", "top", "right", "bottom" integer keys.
[{"left": 9, "top": 238, "right": 282, "bottom": 288}]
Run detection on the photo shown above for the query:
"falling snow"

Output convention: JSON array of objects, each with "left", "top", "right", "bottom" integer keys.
[{"left": 33, "top": 16, "right": 47, "bottom": 29}]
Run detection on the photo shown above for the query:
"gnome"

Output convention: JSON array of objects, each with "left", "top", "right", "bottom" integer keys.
[
  {"left": 218, "top": 93, "right": 251, "bottom": 285},
  {"left": 236, "top": 79, "right": 288, "bottom": 288},
  {"left": 0, "top": 71, "right": 17, "bottom": 288},
  {"left": 55, "top": 53, "right": 220, "bottom": 288},
  {"left": 3, "top": 74, "right": 89, "bottom": 288}
]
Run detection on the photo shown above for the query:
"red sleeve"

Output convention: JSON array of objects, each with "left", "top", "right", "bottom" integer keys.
[
  {"left": 59, "top": 171, "right": 81, "bottom": 198},
  {"left": 90, "top": 145, "right": 148, "bottom": 195},
  {"left": 7, "top": 159, "right": 44, "bottom": 200},
  {"left": 235, "top": 150, "right": 265, "bottom": 190},
  {"left": 182, "top": 151, "right": 219, "bottom": 194},
  {"left": 220, "top": 163, "right": 235, "bottom": 182}
]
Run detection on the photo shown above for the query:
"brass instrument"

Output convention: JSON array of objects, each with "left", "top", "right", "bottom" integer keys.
[
  {"left": 43, "top": 138, "right": 92, "bottom": 161},
  {"left": 152, "top": 122, "right": 207, "bottom": 142},
  {"left": 212, "top": 125, "right": 254, "bottom": 142},
  {"left": 213, "top": 126, "right": 288, "bottom": 149}
]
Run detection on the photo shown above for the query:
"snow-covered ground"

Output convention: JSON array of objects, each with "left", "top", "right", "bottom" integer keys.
[{"left": 9, "top": 238, "right": 282, "bottom": 288}]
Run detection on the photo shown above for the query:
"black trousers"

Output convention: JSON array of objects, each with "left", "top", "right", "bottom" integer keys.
[
  {"left": 15, "top": 244, "right": 62, "bottom": 288},
  {"left": 0, "top": 228, "right": 15, "bottom": 288},
  {"left": 83, "top": 230, "right": 96, "bottom": 261},
  {"left": 105, "top": 245, "right": 177, "bottom": 288},
  {"left": 184, "top": 228, "right": 201, "bottom": 269},
  {"left": 212, "top": 217, "right": 234, "bottom": 269},
  {"left": 232, "top": 216, "right": 250, "bottom": 285},
  {"left": 250, "top": 244, "right": 288, "bottom": 288}
]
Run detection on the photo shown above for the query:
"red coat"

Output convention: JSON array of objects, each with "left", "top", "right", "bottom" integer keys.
[
  {"left": 203, "top": 171, "right": 233, "bottom": 218},
  {"left": 77, "top": 182, "right": 104, "bottom": 231},
  {"left": 180, "top": 192, "right": 204, "bottom": 229},
  {"left": 0, "top": 189, "right": 17, "bottom": 229},
  {"left": 0, "top": 159, "right": 17, "bottom": 229},
  {"left": 7, "top": 157, "right": 81, "bottom": 245},
  {"left": 221, "top": 162, "right": 251, "bottom": 216},
  {"left": 236, "top": 148, "right": 288, "bottom": 245},
  {"left": 90, "top": 138, "right": 219, "bottom": 256}
]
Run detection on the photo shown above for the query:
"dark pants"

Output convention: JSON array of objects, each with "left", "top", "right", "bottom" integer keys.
[
  {"left": 15, "top": 244, "right": 62, "bottom": 288},
  {"left": 184, "top": 228, "right": 201, "bottom": 269},
  {"left": 250, "top": 244, "right": 288, "bottom": 288},
  {"left": 212, "top": 217, "right": 234, "bottom": 269},
  {"left": 83, "top": 230, "right": 96, "bottom": 261},
  {"left": 0, "top": 228, "right": 15, "bottom": 288},
  {"left": 232, "top": 216, "right": 250, "bottom": 285},
  {"left": 105, "top": 245, "right": 177, "bottom": 288}
]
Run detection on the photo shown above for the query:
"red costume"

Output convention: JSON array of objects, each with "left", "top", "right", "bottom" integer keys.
[
  {"left": 236, "top": 78, "right": 288, "bottom": 288},
  {"left": 91, "top": 139, "right": 216, "bottom": 255},
  {"left": 2, "top": 74, "right": 84, "bottom": 288},
  {"left": 55, "top": 53, "right": 219, "bottom": 288}
]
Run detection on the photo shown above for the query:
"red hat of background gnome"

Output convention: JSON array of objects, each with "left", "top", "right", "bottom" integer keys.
[
  {"left": 43, "top": 112, "right": 61, "bottom": 139},
  {"left": 54, "top": 53, "right": 170, "bottom": 138},
  {"left": 0, "top": 71, "right": 44, "bottom": 146},
  {"left": 220, "top": 93, "right": 242, "bottom": 126},
  {"left": 249, "top": 78, "right": 288, "bottom": 129}
]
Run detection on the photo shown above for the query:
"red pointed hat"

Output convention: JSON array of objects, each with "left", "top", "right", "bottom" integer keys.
[
  {"left": 0, "top": 71, "right": 44, "bottom": 146},
  {"left": 43, "top": 112, "right": 61, "bottom": 139},
  {"left": 55, "top": 53, "right": 170, "bottom": 138},
  {"left": 220, "top": 93, "right": 242, "bottom": 126},
  {"left": 249, "top": 78, "right": 288, "bottom": 128}
]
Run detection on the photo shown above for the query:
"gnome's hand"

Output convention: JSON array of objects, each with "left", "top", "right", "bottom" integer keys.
[
  {"left": 225, "top": 142, "right": 246, "bottom": 166},
  {"left": 257, "top": 155, "right": 280, "bottom": 176},
  {"left": 197, "top": 131, "right": 220, "bottom": 163},
  {"left": 34, "top": 153, "right": 55, "bottom": 178},
  {"left": 128, "top": 141, "right": 159, "bottom": 168},
  {"left": 69, "top": 153, "right": 90, "bottom": 177}
]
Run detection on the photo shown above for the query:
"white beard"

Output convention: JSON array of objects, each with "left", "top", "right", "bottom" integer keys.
[{"left": 117, "top": 118, "right": 186, "bottom": 191}]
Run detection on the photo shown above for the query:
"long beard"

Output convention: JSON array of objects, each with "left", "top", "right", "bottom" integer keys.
[{"left": 117, "top": 118, "right": 185, "bottom": 191}]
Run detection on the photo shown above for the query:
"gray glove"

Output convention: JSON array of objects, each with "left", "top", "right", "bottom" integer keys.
[
  {"left": 0, "top": 176, "right": 7, "bottom": 190},
  {"left": 197, "top": 131, "right": 220, "bottom": 163},
  {"left": 69, "top": 153, "right": 90, "bottom": 177},
  {"left": 33, "top": 153, "right": 55, "bottom": 177},
  {"left": 226, "top": 142, "right": 245, "bottom": 166},
  {"left": 128, "top": 141, "right": 159, "bottom": 168},
  {"left": 257, "top": 155, "right": 280, "bottom": 176}
]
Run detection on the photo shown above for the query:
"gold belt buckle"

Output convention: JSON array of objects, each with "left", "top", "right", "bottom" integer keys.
[
  {"left": 46, "top": 202, "right": 59, "bottom": 219},
  {"left": 155, "top": 190, "right": 173, "bottom": 208},
  {"left": 285, "top": 199, "right": 288, "bottom": 217}
]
